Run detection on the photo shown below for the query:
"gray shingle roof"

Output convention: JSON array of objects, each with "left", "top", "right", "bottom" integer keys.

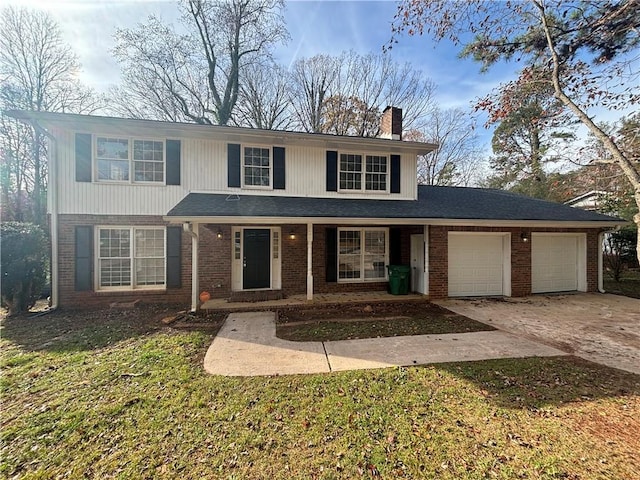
[{"left": 166, "top": 185, "right": 623, "bottom": 223}]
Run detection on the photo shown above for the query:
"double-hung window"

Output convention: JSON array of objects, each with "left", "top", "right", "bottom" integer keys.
[
  {"left": 97, "top": 227, "right": 166, "bottom": 289},
  {"left": 96, "top": 137, "right": 164, "bottom": 183},
  {"left": 339, "top": 153, "right": 388, "bottom": 192},
  {"left": 243, "top": 146, "right": 271, "bottom": 187},
  {"left": 338, "top": 228, "right": 388, "bottom": 282}
]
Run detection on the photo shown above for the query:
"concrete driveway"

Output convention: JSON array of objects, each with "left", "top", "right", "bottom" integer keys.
[{"left": 436, "top": 293, "right": 640, "bottom": 375}]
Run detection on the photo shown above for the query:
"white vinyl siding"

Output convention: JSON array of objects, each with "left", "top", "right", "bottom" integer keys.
[
  {"left": 97, "top": 226, "right": 165, "bottom": 290},
  {"left": 54, "top": 130, "right": 417, "bottom": 216},
  {"left": 338, "top": 228, "right": 388, "bottom": 282}
]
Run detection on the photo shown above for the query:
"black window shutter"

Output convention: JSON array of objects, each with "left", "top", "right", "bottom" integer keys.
[
  {"left": 166, "top": 140, "right": 181, "bottom": 185},
  {"left": 166, "top": 227, "right": 182, "bottom": 288},
  {"left": 75, "top": 226, "right": 93, "bottom": 291},
  {"left": 389, "top": 228, "right": 402, "bottom": 265},
  {"left": 326, "top": 151, "right": 338, "bottom": 192},
  {"left": 390, "top": 154, "right": 401, "bottom": 193},
  {"left": 273, "top": 146, "right": 285, "bottom": 189},
  {"left": 325, "top": 227, "right": 337, "bottom": 282},
  {"left": 75, "top": 133, "right": 92, "bottom": 182},
  {"left": 228, "top": 143, "right": 241, "bottom": 188}
]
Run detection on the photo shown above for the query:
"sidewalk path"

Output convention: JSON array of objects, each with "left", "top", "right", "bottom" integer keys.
[{"left": 203, "top": 311, "right": 566, "bottom": 377}]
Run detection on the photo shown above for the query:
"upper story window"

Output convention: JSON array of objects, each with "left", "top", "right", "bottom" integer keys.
[
  {"left": 243, "top": 146, "right": 271, "bottom": 187},
  {"left": 339, "top": 153, "right": 388, "bottom": 192},
  {"left": 96, "top": 137, "right": 164, "bottom": 183}
]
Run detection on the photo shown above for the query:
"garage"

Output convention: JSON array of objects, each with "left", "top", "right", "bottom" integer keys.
[
  {"left": 531, "top": 233, "right": 586, "bottom": 293},
  {"left": 448, "top": 233, "right": 510, "bottom": 297}
]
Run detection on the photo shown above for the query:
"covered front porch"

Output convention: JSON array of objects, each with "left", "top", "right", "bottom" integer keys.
[
  {"left": 201, "top": 290, "right": 426, "bottom": 312},
  {"left": 179, "top": 221, "right": 429, "bottom": 312}
]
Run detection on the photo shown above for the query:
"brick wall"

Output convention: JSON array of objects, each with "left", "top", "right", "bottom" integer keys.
[
  {"left": 428, "top": 226, "right": 602, "bottom": 299},
  {"left": 57, "top": 214, "right": 192, "bottom": 309}
]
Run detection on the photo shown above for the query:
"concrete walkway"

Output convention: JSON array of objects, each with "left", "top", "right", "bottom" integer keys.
[{"left": 203, "top": 311, "right": 566, "bottom": 377}]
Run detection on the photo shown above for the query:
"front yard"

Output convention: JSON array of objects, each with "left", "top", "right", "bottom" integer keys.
[
  {"left": 1, "top": 306, "right": 639, "bottom": 479},
  {"left": 604, "top": 269, "right": 640, "bottom": 299}
]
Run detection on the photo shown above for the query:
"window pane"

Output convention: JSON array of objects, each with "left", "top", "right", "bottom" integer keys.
[
  {"left": 364, "top": 255, "right": 385, "bottom": 279},
  {"left": 365, "top": 156, "right": 387, "bottom": 191},
  {"left": 97, "top": 159, "right": 129, "bottom": 181},
  {"left": 339, "top": 230, "right": 360, "bottom": 254},
  {"left": 136, "top": 258, "right": 165, "bottom": 286},
  {"left": 135, "top": 229, "right": 165, "bottom": 257},
  {"left": 243, "top": 147, "right": 270, "bottom": 186},
  {"left": 364, "top": 231, "right": 385, "bottom": 255},
  {"left": 99, "top": 229, "right": 130, "bottom": 258},
  {"left": 100, "top": 259, "right": 131, "bottom": 287},
  {"left": 339, "top": 154, "right": 363, "bottom": 190},
  {"left": 339, "top": 255, "right": 361, "bottom": 279},
  {"left": 133, "top": 140, "right": 164, "bottom": 183},
  {"left": 97, "top": 137, "right": 128, "bottom": 160}
]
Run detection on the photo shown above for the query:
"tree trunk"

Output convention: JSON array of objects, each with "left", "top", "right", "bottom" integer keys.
[{"left": 535, "top": 0, "right": 640, "bottom": 266}]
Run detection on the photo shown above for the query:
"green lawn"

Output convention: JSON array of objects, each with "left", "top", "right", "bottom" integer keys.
[{"left": 2, "top": 307, "right": 639, "bottom": 479}]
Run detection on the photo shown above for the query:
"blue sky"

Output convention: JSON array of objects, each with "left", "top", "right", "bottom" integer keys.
[
  {"left": 3, "top": 0, "right": 628, "bottom": 165},
  {"left": 1, "top": 0, "right": 513, "bottom": 115}
]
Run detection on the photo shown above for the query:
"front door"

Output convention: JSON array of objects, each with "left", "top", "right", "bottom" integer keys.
[
  {"left": 410, "top": 234, "right": 425, "bottom": 294},
  {"left": 243, "top": 229, "right": 271, "bottom": 289}
]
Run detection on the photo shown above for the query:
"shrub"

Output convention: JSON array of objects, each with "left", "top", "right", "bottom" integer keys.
[
  {"left": 604, "top": 226, "right": 638, "bottom": 282},
  {"left": 1, "top": 222, "right": 48, "bottom": 316}
]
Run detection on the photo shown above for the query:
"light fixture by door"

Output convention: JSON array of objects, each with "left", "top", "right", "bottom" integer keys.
[{"left": 520, "top": 231, "right": 529, "bottom": 242}]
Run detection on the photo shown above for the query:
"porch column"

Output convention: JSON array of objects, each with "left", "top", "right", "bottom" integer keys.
[
  {"left": 423, "top": 225, "right": 429, "bottom": 296},
  {"left": 183, "top": 223, "right": 199, "bottom": 312},
  {"left": 307, "top": 222, "right": 314, "bottom": 300}
]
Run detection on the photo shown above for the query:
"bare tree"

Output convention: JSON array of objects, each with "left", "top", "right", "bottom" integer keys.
[
  {"left": 112, "top": 0, "right": 288, "bottom": 126},
  {"left": 0, "top": 6, "right": 101, "bottom": 225},
  {"left": 406, "top": 108, "right": 481, "bottom": 186},
  {"left": 289, "top": 51, "right": 436, "bottom": 136},
  {"left": 234, "top": 62, "right": 292, "bottom": 129},
  {"left": 289, "top": 54, "right": 340, "bottom": 133}
]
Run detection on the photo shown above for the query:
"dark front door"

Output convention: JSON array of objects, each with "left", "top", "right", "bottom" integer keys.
[{"left": 243, "top": 229, "right": 271, "bottom": 289}]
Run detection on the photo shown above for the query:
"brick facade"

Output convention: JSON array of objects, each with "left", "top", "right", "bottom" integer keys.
[
  {"left": 57, "top": 214, "right": 192, "bottom": 308},
  {"left": 56, "top": 216, "right": 604, "bottom": 308}
]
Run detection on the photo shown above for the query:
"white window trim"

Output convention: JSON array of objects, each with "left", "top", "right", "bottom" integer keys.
[
  {"left": 241, "top": 144, "right": 273, "bottom": 190},
  {"left": 95, "top": 225, "right": 167, "bottom": 291},
  {"left": 93, "top": 135, "right": 167, "bottom": 185},
  {"left": 337, "top": 227, "right": 389, "bottom": 283},
  {"left": 337, "top": 151, "right": 390, "bottom": 194}
]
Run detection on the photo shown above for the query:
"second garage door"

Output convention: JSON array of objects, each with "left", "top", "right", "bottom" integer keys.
[
  {"left": 531, "top": 234, "right": 583, "bottom": 293},
  {"left": 448, "top": 233, "right": 508, "bottom": 296}
]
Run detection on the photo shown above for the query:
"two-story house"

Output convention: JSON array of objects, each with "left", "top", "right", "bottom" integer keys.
[{"left": 9, "top": 107, "right": 624, "bottom": 311}]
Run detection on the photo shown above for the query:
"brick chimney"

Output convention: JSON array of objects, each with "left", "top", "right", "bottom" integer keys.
[{"left": 379, "top": 106, "right": 402, "bottom": 140}]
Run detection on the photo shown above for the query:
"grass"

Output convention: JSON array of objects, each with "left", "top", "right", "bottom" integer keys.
[
  {"left": 277, "top": 302, "right": 495, "bottom": 342},
  {"left": 2, "top": 307, "right": 640, "bottom": 479},
  {"left": 604, "top": 269, "right": 640, "bottom": 299}
]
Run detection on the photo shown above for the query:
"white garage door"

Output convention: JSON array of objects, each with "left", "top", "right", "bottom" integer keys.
[
  {"left": 448, "top": 234, "right": 506, "bottom": 296},
  {"left": 531, "top": 235, "right": 579, "bottom": 293}
]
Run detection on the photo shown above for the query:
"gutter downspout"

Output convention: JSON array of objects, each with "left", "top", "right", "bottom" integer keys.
[
  {"left": 183, "top": 222, "right": 199, "bottom": 312},
  {"left": 598, "top": 231, "right": 605, "bottom": 293},
  {"left": 31, "top": 122, "right": 58, "bottom": 310}
]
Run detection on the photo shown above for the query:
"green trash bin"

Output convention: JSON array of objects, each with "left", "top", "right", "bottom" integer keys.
[{"left": 387, "top": 265, "right": 411, "bottom": 295}]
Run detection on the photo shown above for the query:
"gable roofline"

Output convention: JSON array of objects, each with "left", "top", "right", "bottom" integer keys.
[{"left": 6, "top": 110, "right": 438, "bottom": 155}]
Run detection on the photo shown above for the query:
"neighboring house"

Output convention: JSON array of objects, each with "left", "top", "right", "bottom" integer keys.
[
  {"left": 565, "top": 190, "right": 609, "bottom": 211},
  {"left": 9, "top": 108, "right": 624, "bottom": 311}
]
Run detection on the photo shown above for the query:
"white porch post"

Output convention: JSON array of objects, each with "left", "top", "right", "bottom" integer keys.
[
  {"left": 307, "top": 222, "right": 314, "bottom": 300},
  {"left": 423, "top": 225, "right": 429, "bottom": 296},
  {"left": 183, "top": 223, "right": 199, "bottom": 312}
]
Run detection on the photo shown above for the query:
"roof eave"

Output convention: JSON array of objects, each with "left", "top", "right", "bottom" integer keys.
[{"left": 163, "top": 215, "right": 627, "bottom": 228}]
